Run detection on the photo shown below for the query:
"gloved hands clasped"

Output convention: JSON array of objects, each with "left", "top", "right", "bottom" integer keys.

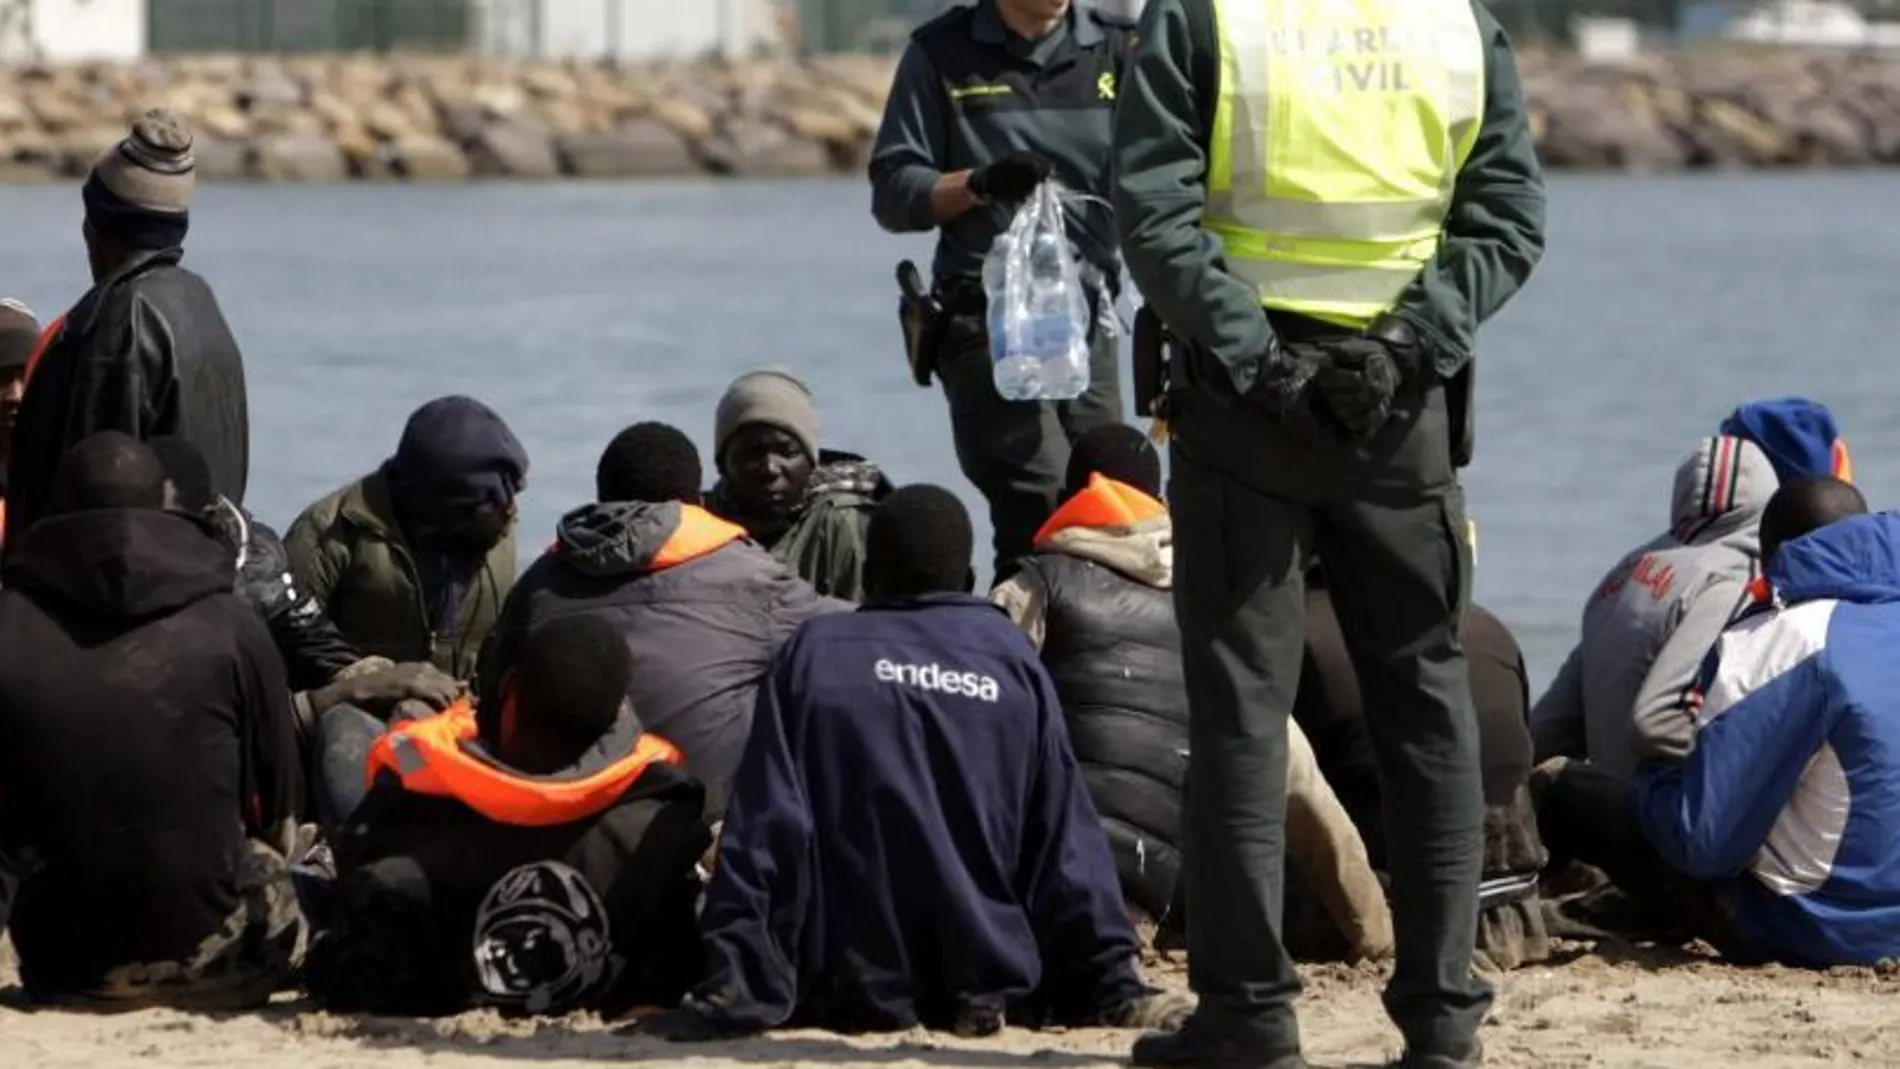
[
  {"left": 1248, "top": 315, "right": 1425, "bottom": 443},
  {"left": 968, "top": 151, "right": 1052, "bottom": 203}
]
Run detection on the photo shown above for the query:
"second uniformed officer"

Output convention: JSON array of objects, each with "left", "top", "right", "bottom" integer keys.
[
  {"left": 1112, "top": 0, "right": 1546, "bottom": 1066},
  {"left": 870, "top": 0, "right": 1133, "bottom": 581}
]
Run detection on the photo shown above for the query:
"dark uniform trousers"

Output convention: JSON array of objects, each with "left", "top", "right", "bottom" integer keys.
[
  {"left": 936, "top": 310, "right": 1124, "bottom": 578},
  {"left": 1169, "top": 375, "right": 1490, "bottom": 1053}
]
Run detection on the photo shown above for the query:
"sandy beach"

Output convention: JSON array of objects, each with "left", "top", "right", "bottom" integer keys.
[{"left": 4, "top": 940, "right": 1896, "bottom": 1069}]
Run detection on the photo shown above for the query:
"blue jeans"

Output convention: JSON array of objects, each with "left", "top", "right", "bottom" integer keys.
[{"left": 316, "top": 703, "right": 385, "bottom": 833}]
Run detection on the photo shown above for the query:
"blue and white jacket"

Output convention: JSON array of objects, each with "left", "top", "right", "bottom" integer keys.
[{"left": 1636, "top": 511, "right": 1900, "bottom": 967}]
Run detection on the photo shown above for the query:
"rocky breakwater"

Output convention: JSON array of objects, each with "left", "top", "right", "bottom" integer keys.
[
  {"left": 1523, "top": 47, "right": 1900, "bottom": 170},
  {"left": 2, "top": 48, "right": 1900, "bottom": 183},
  {"left": 0, "top": 52, "right": 901, "bottom": 183}
]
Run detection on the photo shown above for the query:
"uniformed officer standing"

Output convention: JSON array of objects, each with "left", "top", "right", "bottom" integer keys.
[
  {"left": 1111, "top": 0, "right": 1545, "bottom": 1066},
  {"left": 870, "top": 0, "right": 1134, "bottom": 580}
]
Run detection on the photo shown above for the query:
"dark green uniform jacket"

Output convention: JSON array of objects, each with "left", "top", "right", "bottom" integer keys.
[
  {"left": 1112, "top": 0, "right": 1546, "bottom": 391},
  {"left": 869, "top": 0, "right": 1138, "bottom": 286},
  {"left": 284, "top": 471, "right": 515, "bottom": 681}
]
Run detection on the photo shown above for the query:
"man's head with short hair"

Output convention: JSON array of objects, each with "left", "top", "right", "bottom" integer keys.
[
  {"left": 596, "top": 422, "right": 702, "bottom": 505},
  {"left": 503, "top": 614, "right": 636, "bottom": 775},
  {"left": 148, "top": 435, "right": 215, "bottom": 514},
  {"left": 1761, "top": 476, "right": 1869, "bottom": 567},
  {"left": 48, "top": 432, "right": 166, "bottom": 516},
  {"left": 1065, "top": 423, "right": 1162, "bottom": 500},
  {"left": 864, "top": 484, "right": 974, "bottom": 601}
]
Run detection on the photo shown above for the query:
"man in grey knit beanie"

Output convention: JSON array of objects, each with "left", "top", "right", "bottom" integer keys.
[
  {"left": 6, "top": 108, "right": 247, "bottom": 547},
  {"left": 706, "top": 368, "right": 892, "bottom": 601},
  {"left": 82, "top": 108, "right": 197, "bottom": 275}
]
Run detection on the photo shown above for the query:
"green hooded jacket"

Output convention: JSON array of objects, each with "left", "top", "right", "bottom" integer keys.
[
  {"left": 284, "top": 470, "right": 516, "bottom": 681},
  {"left": 706, "top": 452, "right": 892, "bottom": 603}
]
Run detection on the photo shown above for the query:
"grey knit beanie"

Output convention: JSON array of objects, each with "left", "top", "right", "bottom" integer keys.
[
  {"left": 715, "top": 368, "right": 820, "bottom": 466},
  {"left": 83, "top": 109, "right": 196, "bottom": 249}
]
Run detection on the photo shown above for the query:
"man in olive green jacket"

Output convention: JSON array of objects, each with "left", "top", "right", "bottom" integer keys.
[
  {"left": 286, "top": 396, "right": 525, "bottom": 682},
  {"left": 703, "top": 369, "right": 892, "bottom": 602},
  {"left": 1112, "top": 1, "right": 1545, "bottom": 1067}
]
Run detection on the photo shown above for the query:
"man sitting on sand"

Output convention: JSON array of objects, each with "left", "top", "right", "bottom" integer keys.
[
  {"left": 307, "top": 614, "right": 710, "bottom": 1016},
  {"left": 1534, "top": 477, "right": 1900, "bottom": 967},
  {"left": 478, "top": 422, "right": 842, "bottom": 822},
  {"left": 992, "top": 424, "right": 1391, "bottom": 960},
  {"left": 667, "top": 485, "right": 1189, "bottom": 1039},
  {"left": 287, "top": 395, "right": 526, "bottom": 681},
  {"left": 0, "top": 433, "right": 304, "bottom": 1008},
  {"left": 1533, "top": 435, "right": 1778, "bottom": 776},
  {"left": 703, "top": 368, "right": 893, "bottom": 602}
]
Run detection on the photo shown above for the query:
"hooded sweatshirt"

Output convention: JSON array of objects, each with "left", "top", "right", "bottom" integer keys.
[
  {"left": 1532, "top": 436, "right": 1778, "bottom": 777},
  {"left": 477, "top": 501, "right": 846, "bottom": 819},
  {"left": 693, "top": 594, "right": 1146, "bottom": 1033},
  {"left": 0, "top": 508, "right": 300, "bottom": 998},
  {"left": 1636, "top": 512, "right": 1900, "bottom": 967}
]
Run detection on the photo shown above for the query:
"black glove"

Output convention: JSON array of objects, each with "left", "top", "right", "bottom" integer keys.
[
  {"left": 1314, "top": 315, "right": 1424, "bottom": 442},
  {"left": 1244, "top": 339, "right": 1330, "bottom": 442},
  {"left": 968, "top": 151, "right": 1052, "bottom": 203}
]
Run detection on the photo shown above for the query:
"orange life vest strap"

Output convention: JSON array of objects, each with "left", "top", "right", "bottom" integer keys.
[
  {"left": 1833, "top": 439, "right": 1855, "bottom": 484},
  {"left": 365, "top": 699, "right": 683, "bottom": 827},
  {"left": 23, "top": 313, "right": 64, "bottom": 385},
  {"left": 1033, "top": 474, "right": 1168, "bottom": 546},
  {"left": 651, "top": 504, "right": 746, "bottom": 569}
]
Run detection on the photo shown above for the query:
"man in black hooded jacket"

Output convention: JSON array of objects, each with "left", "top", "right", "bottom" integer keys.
[
  {"left": 7, "top": 109, "right": 248, "bottom": 547},
  {"left": 0, "top": 433, "right": 302, "bottom": 1008}
]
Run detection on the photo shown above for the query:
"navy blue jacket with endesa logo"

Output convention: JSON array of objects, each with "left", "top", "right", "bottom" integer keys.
[
  {"left": 869, "top": 0, "right": 1137, "bottom": 286},
  {"left": 693, "top": 593, "right": 1145, "bottom": 1032}
]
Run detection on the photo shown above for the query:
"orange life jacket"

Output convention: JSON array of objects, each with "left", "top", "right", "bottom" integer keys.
[
  {"left": 1033, "top": 473, "right": 1168, "bottom": 546},
  {"left": 1833, "top": 439, "right": 1855, "bottom": 484},
  {"left": 23, "top": 313, "right": 64, "bottom": 386},
  {"left": 364, "top": 699, "right": 682, "bottom": 828}
]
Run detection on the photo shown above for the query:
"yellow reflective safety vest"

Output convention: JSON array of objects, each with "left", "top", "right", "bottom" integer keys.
[{"left": 1205, "top": 0, "right": 1486, "bottom": 329}]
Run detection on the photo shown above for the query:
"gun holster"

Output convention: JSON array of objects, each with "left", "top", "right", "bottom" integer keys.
[
  {"left": 1445, "top": 360, "right": 1475, "bottom": 468},
  {"left": 1132, "top": 305, "right": 1172, "bottom": 419},
  {"left": 899, "top": 295, "right": 944, "bottom": 389}
]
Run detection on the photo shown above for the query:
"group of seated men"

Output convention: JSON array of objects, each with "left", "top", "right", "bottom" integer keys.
[
  {"left": 0, "top": 346, "right": 1884, "bottom": 1027},
  {"left": 0, "top": 344, "right": 1558, "bottom": 1024},
  {"left": 1531, "top": 398, "right": 1900, "bottom": 967}
]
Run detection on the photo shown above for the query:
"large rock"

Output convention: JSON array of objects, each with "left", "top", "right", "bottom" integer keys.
[
  {"left": 389, "top": 135, "right": 470, "bottom": 181},
  {"left": 251, "top": 132, "right": 347, "bottom": 182},
  {"left": 555, "top": 119, "right": 700, "bottom": 178},
  {"left": 466, "top": 119, "right": 559, "bottom": 178},
  {"left": 192, "top": 135, "right": 250, "bottom": 182},
  {"left": 702, "top": 119, "right": 834, "bottom": 177}
]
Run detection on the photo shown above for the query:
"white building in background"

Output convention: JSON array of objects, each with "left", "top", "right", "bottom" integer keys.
[
  {"left": 479, "top": 0, "right": 782, "bottom": 61},
  {"left": 0, "top": 0, "right": 147, "bottom": 61}
]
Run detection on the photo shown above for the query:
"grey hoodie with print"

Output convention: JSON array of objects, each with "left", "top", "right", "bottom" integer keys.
[{"left": 1531, "top": 436, "right": 1778, "bottom": 777}]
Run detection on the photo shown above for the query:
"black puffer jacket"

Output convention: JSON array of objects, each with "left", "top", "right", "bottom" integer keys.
[
  {"left": 5, "top": 247, "right": 249, "bottom": 545},
  {"left": 1016, "top": 550, "right": 1187, "bottom": 920},
  {"left": 208, "top": 497, "right": 361, "bottom": 693}
]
